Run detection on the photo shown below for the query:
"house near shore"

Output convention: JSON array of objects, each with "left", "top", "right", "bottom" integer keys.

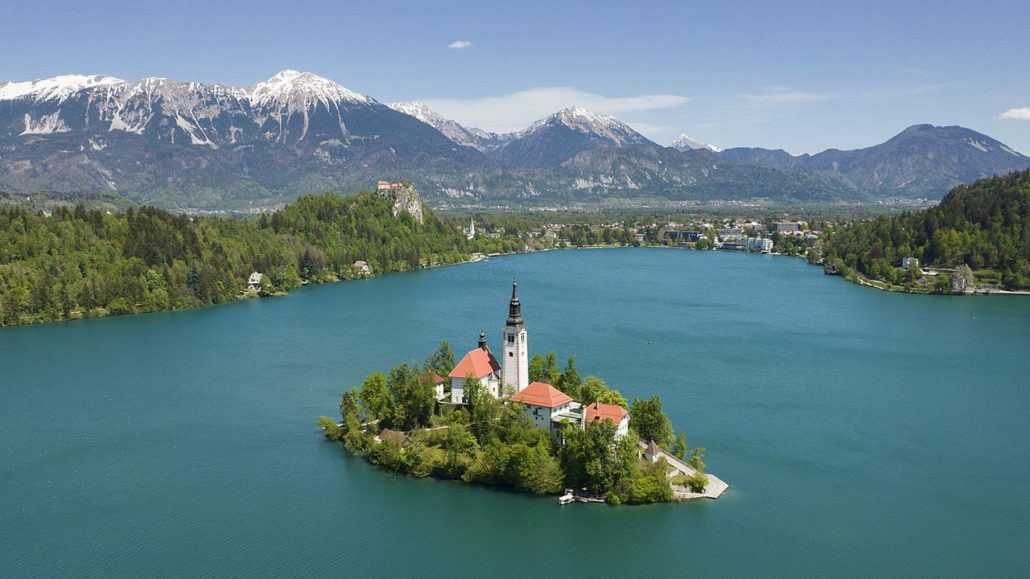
[
  {"left": 353, "top": 260, "right": 372, "bottom": 276},
  {"left": 247, "top": 272, "right": 264, "bottom": 291}
]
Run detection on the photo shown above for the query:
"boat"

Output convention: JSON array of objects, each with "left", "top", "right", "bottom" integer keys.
[{"left": 558, "top": 492, "right": 574, "bottom": 505}]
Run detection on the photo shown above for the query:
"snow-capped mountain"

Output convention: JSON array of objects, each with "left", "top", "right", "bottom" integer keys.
[
  {"left": 672, "top": 133, "right": 720, "bottom": 153},
  {"left": 389, "top": 101, "right": 510, "bottom": 151},
  {"left": 1, "top": 70, "right": 1027, "bottom": 209},
  {"left": 0, "top": 70, "right": 431, "bottom": 146},
  {"left": 497, "top": 107, "right": 657, "bottom": 168},
  {"left": 0, "top": 71, "right": 489, "bottom": 207}
]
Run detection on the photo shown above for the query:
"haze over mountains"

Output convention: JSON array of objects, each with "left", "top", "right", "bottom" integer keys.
[{"left": 1, "top": 70, "right": 1028, "bottom": 211}]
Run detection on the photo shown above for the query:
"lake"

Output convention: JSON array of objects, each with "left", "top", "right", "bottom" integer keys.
[{"left": 2, "top": 248, "right": 1028, "bottom": 577}]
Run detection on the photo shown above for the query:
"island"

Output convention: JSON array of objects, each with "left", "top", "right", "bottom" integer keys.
[{"left": 319, "top": 280, "right": 728, "bottom": 505}]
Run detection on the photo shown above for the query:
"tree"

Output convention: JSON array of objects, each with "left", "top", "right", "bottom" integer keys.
[
  {"left": 579, "top": 375, "right": 628, "bottom": 407},
  {"left": 386, "top": 364, "right": 434, "bottom": 430},
  {"left": 559, "top": 420, "right": 635, "bottom": 495},
  {"left": 443, "top": 423, "right": 478, "bottom": 474},
  {"left": 672, "top": 432, "right": 687, "bottom": 460},
  {"left": 529, "top": 351, "right": 561, "bottom": 384},
  {"left": 557, "top": 356, "right": 582, "bottom": 398},
  {"left": 359, "top": 372, "right": 390, "bottom": 421},
  {"left": 630, "top": 396, "right": 673, "bottom": 447},
  {"left": 464, "top": 376, "right": 501, "bottom": 444},
  {"left": 339, "top": 389, "right": 361, "bottom": 424},
  {"left": 317, "top": 415, "right": 342, "bottom": 440},
  {"left": 424, "top": 340, "right": 455, "bottom": 378}
]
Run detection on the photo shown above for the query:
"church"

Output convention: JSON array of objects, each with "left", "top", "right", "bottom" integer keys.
[
  {"left": 449, "top": 280, "right": 528, "bottom": 403},
  {"left": 448, "top": 280, "right": 629, "bottom": 443}
]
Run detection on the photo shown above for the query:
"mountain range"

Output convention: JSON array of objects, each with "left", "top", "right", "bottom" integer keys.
[{"left": 1, "top": 70, "right": 1028, "bottom": 210}]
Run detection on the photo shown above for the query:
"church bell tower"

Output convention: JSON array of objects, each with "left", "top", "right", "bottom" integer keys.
[{"left": 502, "top": 279, "right": 529, "bottom": 394}]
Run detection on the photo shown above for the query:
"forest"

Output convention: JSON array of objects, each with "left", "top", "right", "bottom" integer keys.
[
  {"left": 819, "top": 171, "right": 1030, "bottom": 289},
  {"left": 0, "top": 191, "right": 520, "bottom": 327}
]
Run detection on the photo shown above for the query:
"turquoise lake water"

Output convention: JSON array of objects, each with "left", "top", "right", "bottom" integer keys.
[{"left": 2, "top": 248, "right": 1029, "bottom": 577}]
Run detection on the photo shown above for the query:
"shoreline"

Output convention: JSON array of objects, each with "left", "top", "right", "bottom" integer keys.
[{"left": 4, "top": 244, "right": 1023, "bottom": 330}]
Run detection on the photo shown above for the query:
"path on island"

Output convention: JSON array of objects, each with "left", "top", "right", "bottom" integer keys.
[{"left": 638, "top": 441, "right": 730, "bottom": 500}]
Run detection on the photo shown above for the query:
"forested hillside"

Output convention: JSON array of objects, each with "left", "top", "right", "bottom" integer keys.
[
  {"left": 0, "top": 192, "right": 516, "bottom": 327},
  {"left": 821, "top": 170, "right": 1030, "bottom": 289}
]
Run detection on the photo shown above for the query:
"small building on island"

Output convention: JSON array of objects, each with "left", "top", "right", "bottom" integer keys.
[{"left": 644, "top": 440, "right": 663, "bottom": 464}]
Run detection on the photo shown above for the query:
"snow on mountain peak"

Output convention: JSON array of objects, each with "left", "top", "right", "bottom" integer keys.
[
  {"left": 519, "top": 106, "right": 648, "bottom": 146},
  {"left": 672, "top": 133, "right": 720, "bottom": 152},
  {"left": 389, "top": 101, "right": 443, "bottom": 125},
  {"left": 0, "top": 74, "right": 125, "bottom": 101},
  {"left": 248, "top": 70, "right": 373, "bottom": 108}
]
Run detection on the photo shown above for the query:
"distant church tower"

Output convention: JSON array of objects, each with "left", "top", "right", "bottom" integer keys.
[{"left": 502, "top": 279, "right": 529, "bottom": 394}]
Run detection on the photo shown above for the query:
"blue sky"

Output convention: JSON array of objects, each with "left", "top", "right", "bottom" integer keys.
[{"left": 2, "top": 0, "right": 1027, "bottom": 154}]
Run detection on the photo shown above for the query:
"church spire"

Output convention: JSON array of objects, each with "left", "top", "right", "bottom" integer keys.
[{"left": 506, "top": 279, "right": 523, "bottom": 326}]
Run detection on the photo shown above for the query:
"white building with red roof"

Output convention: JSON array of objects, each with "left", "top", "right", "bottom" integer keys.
[
  {"left": 448, "top": 331, "right": 502, "bottom": 404},
  {"left": 510, "top": 381, "right": 578, "bottom": 442},
  {"left": 584, "top": 402, "right": 629, "bottom": 438}
]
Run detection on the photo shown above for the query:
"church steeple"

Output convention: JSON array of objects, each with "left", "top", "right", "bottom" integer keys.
[
  {"left": 506, "top": 279, "right": 523, "bottom": 326},
  {"left": 502, "top": 278, "right": 529, "bottom": 393}
]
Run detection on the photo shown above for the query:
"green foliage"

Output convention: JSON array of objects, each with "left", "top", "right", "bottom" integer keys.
[
  {"left": 0, "top": 191, "right": 479, "bottom": 327},
  {"left": 672, "top": 432, "right": 687, "bottom": 460},
  {"left": 358, "top": 372, "right": 390, "bottom": 420},
  {"left": 611, "top": 457, "right": 674, "bottom": 504},
  {"left": 386, "top": 364, "right": 436, "bottom": 431},
  {"left": 339, "top": 389, "right": 361, "bottom": 423},
  {"left": 424, "top": 340, "right": 455, "bottom": 381},
  {"left": 559, "top": 420, "right": 636, "bottom": 495},
  {"left": 556, "top": 356, "right": 582, "bottom": 398},
  {"left": 317, "top": 416, "right": 342, "bottom": 440},
  {"left": 528, "top": 351, "right": 561, "bottom": 384},
  {"left": 577, "top": 375, "right": 628, "bottom": 407},
  {"left": 685, "top": 472, "right": 709, "bottom": 493},
  {"left": 464, "top": 377, "right": 501, "bottom": 445},
  {"left": 443, "top": 423, "right": 478, "bottom": 475},
  {"left": 688, "top": 447, "right": 706, "bottom": 472},
  {"left": 821, "top": 171, "right": 1030, "bottom": 290},
  {"left": 630, "top": 395, "right": 674, "bottom": 448}
]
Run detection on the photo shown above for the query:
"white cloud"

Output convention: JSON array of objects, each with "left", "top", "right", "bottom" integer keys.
[
  {"left": 448, "top": 40, "right": 473, "bottom": 49},
  {"left": 740, "top": 88, "right": 835, "bottom": 108},
  {"left": 421, "top": 87, "right": 689, "bottom": 133},
  {"left": 1000, "top": 107, "right": 1030, "bottom": 121}
]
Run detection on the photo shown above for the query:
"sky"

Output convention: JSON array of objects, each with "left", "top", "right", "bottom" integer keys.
[{"left": 2, "top": 0, "right": 1028, "bottom": 154}]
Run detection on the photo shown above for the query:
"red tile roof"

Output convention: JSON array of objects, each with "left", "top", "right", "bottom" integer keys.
[
  {"left": 510, "top": 382, "right": 573, "bottom": 408},
  {"left": 585, "top": 402, "right": 628, "bottom": 425},
  {"left": 448, "top": 348, "right": 501, "bottom": 380}
]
